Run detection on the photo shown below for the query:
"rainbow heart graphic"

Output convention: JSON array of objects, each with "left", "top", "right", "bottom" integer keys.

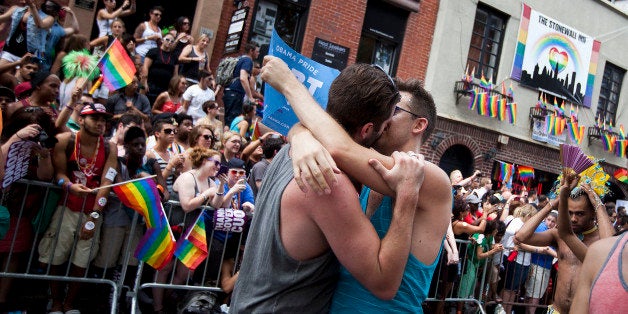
[{"left": 548, "top": 47, "right": 568, "bottom": 74}]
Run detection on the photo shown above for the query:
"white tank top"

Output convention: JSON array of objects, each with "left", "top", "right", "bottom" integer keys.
[
  {"left": 96, "top": 16, "right": 115, "bottom": 37},
  {"left": 135, "top": 21, "right": 162, "bottom": 57}
]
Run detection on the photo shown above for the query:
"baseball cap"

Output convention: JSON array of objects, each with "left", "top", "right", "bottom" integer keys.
[
  {"left": 14, "top": 82, "right": 32, "bottom": 99},
  {"left": 80, "top": 103, "right": 112, "bottom": 117},
  {"left": 227, "top": 158, "right": 245, "bottom": 170},
  {"left": 465, "top": 194, "right": 482, "bottom": 204},
  {"left": 0, "top": 86, "right": 15, "bottom": 101}
]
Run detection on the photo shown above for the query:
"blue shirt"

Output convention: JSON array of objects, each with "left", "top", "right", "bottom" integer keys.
[
  {"left": 529, "top": 222, "right": 554, "bottom": 269},
  {"left": 330, "top": 187, "right": 439, "bottom": 313},
  {"left": 227, "top": 56, "right": 253, "bottom": 94}
]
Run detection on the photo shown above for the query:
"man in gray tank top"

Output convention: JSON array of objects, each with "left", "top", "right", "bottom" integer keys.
[{"left": 230, "top": 63, "right": 426, "bottom": 313}]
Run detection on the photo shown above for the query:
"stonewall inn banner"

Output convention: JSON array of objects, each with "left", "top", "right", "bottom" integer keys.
[{"left": 511, "top": 4, "right": 601, "bottom": 107}]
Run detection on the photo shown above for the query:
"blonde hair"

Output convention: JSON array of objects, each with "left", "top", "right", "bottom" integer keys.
[
  {"left": 514, "top": 204, "right": 537, "bottom": 219},
  {"left": 221, "top": 131, "right": 241, "bottom": 146},
  {"left": 450, "top": 170, "right": 462, "bottom": 184}
]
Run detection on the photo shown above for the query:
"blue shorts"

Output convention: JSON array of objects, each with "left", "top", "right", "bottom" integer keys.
[{"left": 503, "top": 259, "right": 529, "bottom": 291}]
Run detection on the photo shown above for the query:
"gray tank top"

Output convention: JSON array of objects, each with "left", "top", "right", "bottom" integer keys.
[{"left": 230, "top": 144, "right": 339, "bottom": 313}]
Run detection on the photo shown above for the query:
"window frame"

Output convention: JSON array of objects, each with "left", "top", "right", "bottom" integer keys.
[
  {"left": 596, "top": 61, "right": 625, "bottom": 123},
  {"left": 466, "top": 4, "right": 508, "bottom": 83}
]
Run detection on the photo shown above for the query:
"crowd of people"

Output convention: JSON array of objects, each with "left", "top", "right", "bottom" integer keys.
[{"left": 0, "top": 1, "right": 626, "bottom": 314}]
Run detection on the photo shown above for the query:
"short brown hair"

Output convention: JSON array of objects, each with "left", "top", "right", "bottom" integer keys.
[
  {"left": 188, "top": 147, "right": 218, "bottom": 168},
  {"left": 394, "top": 78, "right": 437, "bottom": 141},
  {"left": 326, "top": 64, "right": 399, "bottom": 135},
  {"left": 189, "top": 125, "right": 214, "bottom": 147}
]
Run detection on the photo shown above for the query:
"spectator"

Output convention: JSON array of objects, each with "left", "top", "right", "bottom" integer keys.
[
  {"left": 524, "top": 210, "right": 558, "bottom": 314},
  {"left": 38, "top": 103, "right": 118, "bottom": 314},
  {"left": 152, "top": 75, "right": 186, "bottom": 115},
  {"left": 5, "top": 71, "right": 60, "bottom": 126},
  {"left": 222, "top": 43, "right": 259, "bottom": 127},
  {"left": 105, "top": 74, "right": 151, "bottom": 121},
  {"left": 133, "top": 5, "right": 163, "bottom": 59},
  {"left": 188, "top": 124, "right": 215, "bottom": 150},
  {"left": 0, "top": 53, "right": 40, "bottom": 89},
  {"left": 109, "top": 112, "right": 143, "bottom": 156},
  {"left": 229, "top": 103, "right": 255, "bottom": 141},
  {"left": 195, "top": 100, "right": 223, "bottom": 148},
  {"left": 146, "top": 119, "right": 184, "bottom": 196},
  {"left": 56, "top": 34, "right": 91, "bottom": 107},
  {"left": 169, "top": 113, "right": 193, "bottom": 155},
  {"left": 459, "top": 220, "right": 503, "bottom": 299},
  {"left": 605, "top": 202, "right": 617, "bottom": 227},
  {"left": 95, "top": 0, "right": 134, "bottom": 37},
  {"left": 0, "top": 0, "right": 54, "bottom": 65},
  {"left": 42, "top": 1, "right": 79, "bottom": 71},
  {"left": 181, "top": 69, "right": 215, "bottom": 123},
  {"left": 0, "top": 106, "right": 56, "bottom": 312},
  {"left": 247, "top": 134, "right": 284, "bottom": 197},
  {"left": 170, "top": 16, "right": 193, "bottom": 58},
  {"left": 90, "top": 19, "right": 125, "bottom": 52},
  {"left": 219, "top": 131, "right": 241, "bottom": 165},
  {"left": 141, "top": 32, "right": 178, "bottom": 105},
  {"left": 177, "top": 33, "right": 211, "bottom": 85},
  {"left": 221, "top": 157, "right": 254, "bottom": 213},
  {"left": 153, "top": 147, "right": 226, "bottom": 313},
  {"left": 0, "top": 86, "right": 15, "bottom": 117}
]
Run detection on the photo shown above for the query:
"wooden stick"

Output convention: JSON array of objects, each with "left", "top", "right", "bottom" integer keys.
[{"left": 91, "top": 175, "right": 156, "bottom": 191}]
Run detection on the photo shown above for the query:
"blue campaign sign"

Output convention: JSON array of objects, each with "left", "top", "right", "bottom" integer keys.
[{"left": 262, "top": 29, "right": 340, "bottom": 136}]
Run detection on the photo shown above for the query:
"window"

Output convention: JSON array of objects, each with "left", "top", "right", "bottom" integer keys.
[
  {"left": 597, "top": 62, "right": 625, "bottom": 123},
  {"left": 466, "top": 5, "right": 508, "bottom": 82}
]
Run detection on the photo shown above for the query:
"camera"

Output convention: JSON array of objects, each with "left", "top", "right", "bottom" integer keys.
[{"left": 36, "top": 130, "right": 57, "bottom": 149}]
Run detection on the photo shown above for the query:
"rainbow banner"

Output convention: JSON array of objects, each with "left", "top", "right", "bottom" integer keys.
[
  {"left": 517, "top": 165, "right": 535, "bottom": 181},
  {"left": 508, "top": 102, "right": 517, "bottom": 124},
  {"left": 614, "top": 168, "right": 628, "bottom": 184},
  {"left": 98, "top": 38, "right": 136, "bottom": 90},
  {"left": 601, "top": 132, "right": 616, "bottom": 152},
  {"left": 174, "top": 211, "right": 208, "bottom": 270},
  {"left": 489, "top": 95, "right": 499, "bottom": 118},
  {"left": 499, "top": 161, "right": 515, "bottom": 186},
  {"left": 498, "top": 98, "right": 507, "bottom": 121},
  {"left": 567, "top": 121, "right": 585, "bottom": 145},
  {"left": 113, "top": 177, "right": 164, "bottom": 228},
  {"left": 615, "top": 140, "right": 628, "bottom": 158}
]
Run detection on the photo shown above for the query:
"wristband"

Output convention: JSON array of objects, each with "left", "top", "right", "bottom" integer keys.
[
  {"left": 57, "top": 178, "right": 65, "bottom": 186},
  {"left": 216, "top": 191, "right": 224, "bottom": 196}
]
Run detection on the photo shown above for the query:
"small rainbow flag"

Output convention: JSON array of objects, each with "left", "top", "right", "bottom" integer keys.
[
  {"left": 620, "top": 124, "right": 626, "bottom": 140},
  {"left": 499, "top": 161, "right": 515, "bottom": 186},
  {"left": 174, "top": 211, "right": 208, "bottom": 270},
  {"left": 614, "top": 168, "right": 628, "bottom": 184},
  {"left": 508, "top": 102, "right": 517, "bottom": 124},
  {"left": 98, "top": 38, "right": 136, "bottom": 90},
  {"left": 113, "top": 177, "right": 164, "bottom": 228},
  {"left": 468, "top": 89, "right": 478, "bottom": 110},
  {"left": 489, "top": 95, "right": 499, "bottom": 118},
  {"left": 507, "top": 82, "right": 514, "bottom": 99},
  {"left": 480, "top": 72, "right": 491, "bottom": 90},
  {"left": 251, "top": 119, "right": 262, "bottom": 141},
  {"left": 601, "top": 132, "right": 616, "bottom": 152},
  {"left": 498, "top": 98, "right": 507, "bottom": 121},
  {"left": 615, "top": 140, "right": 628, "bottom": 158},
  {"left": 477, "top": 92, "right": 488, "bottom": 116},
  {"left": 567, "top": 121, "right": 585, "bottom": 145},
  {"left": 517, "top": 165, "right": 535, "bottom": 181}
]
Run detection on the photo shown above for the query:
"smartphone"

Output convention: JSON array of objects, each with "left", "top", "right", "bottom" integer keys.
[{"left": 217, "top": 164, "right": 229, "bottom": 176}]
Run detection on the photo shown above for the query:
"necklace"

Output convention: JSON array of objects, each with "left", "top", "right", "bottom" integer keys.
[
  {"left": 159, "top": 49, "right": 171, "bottom": 64},
  {"left": 74, "top": 131, "right": 100, "bottom": 177},
  {"left": 582, "top": 225, "right": 598, "bottom": 235}
]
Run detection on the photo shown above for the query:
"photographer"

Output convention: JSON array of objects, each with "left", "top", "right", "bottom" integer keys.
[{"left": 0, "top": 106, "right": 57, "bottom": 310}]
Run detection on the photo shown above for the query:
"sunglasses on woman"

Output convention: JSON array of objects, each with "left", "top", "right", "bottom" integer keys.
[
  {"left": 206, "top": 158, "right": 220, "bottom": 167},
  {"left": 201, "top": 134, "right": 215, "bottom": 141}
]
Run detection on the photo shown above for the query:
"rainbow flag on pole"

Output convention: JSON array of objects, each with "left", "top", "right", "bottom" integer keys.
[
  {"left": 174, "top": 211, "right": 209, "bottom": 270},
  {"left": 98, "top": 38, "right": 136, "bottom": 90},
  {"left": 517, "top": 165, "right": 535, "bottom": 181},
  {"left": 113, "top": 177, "right": 175, "bottom": 269},
  {"left": 614, "top": 168, "right": 628, "bottom": 184}
]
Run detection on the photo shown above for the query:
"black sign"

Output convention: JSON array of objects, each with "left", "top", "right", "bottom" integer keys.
[
  {"left": 311, "top": 38, "right": 349, "bottom": 71},
  {"left": 74, "top": 0, "right": 96, "bottom": 10},
  {"left": 224, "top": 7, "right": 249, "bottom": 54}
]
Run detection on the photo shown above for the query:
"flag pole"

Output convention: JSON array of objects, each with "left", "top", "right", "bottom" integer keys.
[{"left": 92, "top": 175, "right": 157, "bottom": 191}]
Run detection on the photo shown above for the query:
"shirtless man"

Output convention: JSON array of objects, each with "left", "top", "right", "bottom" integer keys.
[{"left": 515, "top": 174, "right": 614, "bottom": 313}]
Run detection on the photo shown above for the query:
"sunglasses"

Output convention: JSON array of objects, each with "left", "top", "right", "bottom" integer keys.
[
  {"left": 162, "top": 128, "right": 177, "bottom": 135},
  {"left": 370, "top": 64, "right": 399, "bottom": 95},
  {"left": 152, "top": 12, "right": 162, "bottom": 17},
  {"left": 206, "top": 158, "right": 220, "bottom": 167},
  {"left": 163, "top": 38, "right": 174, "bottom": 43},
  {"left": 201, "top": 134, "right": 214, "bottom": 141},
  {"left": 229, "top": 169, "right": 246, "bottom": 176},
  {"left": 394, "top": 106, "right": 419, "bottom": 119}
]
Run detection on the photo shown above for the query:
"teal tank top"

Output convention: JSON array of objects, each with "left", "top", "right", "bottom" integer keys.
[{"left": 330, "top": 187, "right": 440, "bottom": 313}]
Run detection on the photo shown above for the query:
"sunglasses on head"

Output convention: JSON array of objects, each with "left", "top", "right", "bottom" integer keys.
[
  {"left": 162, "top": 128, "right": 177, "bottom": 135},
  {"left": 229, "top": 169, "right": 246, "bottom": 176}
]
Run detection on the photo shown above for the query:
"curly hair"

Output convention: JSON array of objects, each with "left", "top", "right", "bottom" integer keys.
[{"left": 188, "top": 147, "right": 218, "bottom": 169}]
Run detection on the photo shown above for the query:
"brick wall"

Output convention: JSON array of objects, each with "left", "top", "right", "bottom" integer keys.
[
  {"left": 396, "top": 0, "right": 439, "bottom": 81},
  {"left": 210, "top": 2, "right": 256, "bottom": 71}
]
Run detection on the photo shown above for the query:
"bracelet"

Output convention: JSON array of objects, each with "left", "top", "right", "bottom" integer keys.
[
  {"left": 216, "top": 191, "right": 224, "bottom": 196},
  {"left": 16, "top": 133, "right": 25, "bottom": 140},
  {"left": 65, "top": 105, "right": 76, "bottom": 111}
]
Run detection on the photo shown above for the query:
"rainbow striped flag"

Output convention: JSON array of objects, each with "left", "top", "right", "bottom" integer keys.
[
  {"left": 479, "top": 73, "right": 491, "bottom": 90},
  {"left": 508, "top": 102, "right": 517, "bottom": 124},
  {"left": 113, "top": 177, "right": 164, "bottom": 228},
  {"left": 620, "top": 124, "right": 626, "bottom": 140},
  {"left": 112, "top": 177, "right": 175, "bottom": 270},
  {"left": 498, "top": 98, "right": 507, "bottom": 121},
  {"left": 567, "top": 122, "right": 585, "bottom": 145},
  {"left": 499, "top": 161, "right": 514, "bottom": 187},
  {"left": 615, "top": 140, "right": 628, "bottom": 158},
  {"left": 601, "top": 132, "right": 616, "bottom": 152},
  {"left": 98, "top": 38, "right": 136, "bottom": 90},
  {"left": 468, "top": 89, "right": 478, "bottom": 110},
  {"left": 251, "top": 119, "right": 262, "bottom": 141},
  {"left": 175, "top": 211, "right": 208, "bottom": 270},
  {"left": 489, "top": 95, "right": 499, "bottom": 118},
  {"left": 614, "top": 168, "right": 628, "bottom": 184},
  {"left": 517, "top": 165, "right": 535, "bottom": 181}
]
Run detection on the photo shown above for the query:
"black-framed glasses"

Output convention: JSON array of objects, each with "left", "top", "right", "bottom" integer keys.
[
  {"left": 162, "top": 128, "right": 177, "bottom": 135},
  {"left": 394, "top": 106, "right": 419, "bottom": 119}
]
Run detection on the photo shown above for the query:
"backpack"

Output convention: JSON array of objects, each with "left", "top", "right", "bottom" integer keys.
[{"left": 215, "top": 57, "right": 240, "bottom": 87}]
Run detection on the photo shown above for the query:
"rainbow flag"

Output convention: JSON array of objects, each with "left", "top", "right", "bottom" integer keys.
[
  {"left": 499, "top": 161, "right": 515, "bottom": 186},
  {"left": 489, "top": 95, "right": 499, "bottom": 118},
  {"left": 477, "top": 92, "right": 488, "bottom": 116},
  {"left": 507, "top": 82, "right": 514, "bottom": 99},
  {"left": 98, "top": 38, "right": 136, "bottom": 90},
  {"left": 498, "top": 98, "right": 507, "bottom": 121},
  {"left": 614, "top": 168, "right": 628, "bottom": 184},
  {"left": 567, "top": 122, "right": 585, "bottom": 145},
  {"left": 113, "top": 177, "right": 176, "bottom": 270},
  {"left": 620, "top": 124, "right": 626, "bottom": 140},
  {"left": 251, "top": 119, "right": 262, "bottom": 141},
  {"left": 468, "top": 89, "right": 478, "bottom": 110},
  {"left": 517, "top": 165, "right": 535, "bottom": 181},
  {"left": 113, "top": 177, "right": 164, "bottom": 228},
  {"left": 480, "top": 73, "right": 491, "bottom": 90},
  {"left": 135, "top": 218, "right": 176, "bottom": 270},
  {"left": 174, "top": 211, "right": 208, "bottom": 270},
  {"left": 508, "top": 102, "right": 517, "bottom": 124},
  {"left": 615, "top": 140, "right": 628, "bottom": 158},
  {"left": 601, "top": 132, "right": 616, "bottom": 152}
]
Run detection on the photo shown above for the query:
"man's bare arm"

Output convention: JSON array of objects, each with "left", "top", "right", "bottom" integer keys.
[
  {"left": 515, "top": 200, "right": 557, "bottom": 246},
  {"left": 261, "top": 56, "right": 396, "bottom": 196}
]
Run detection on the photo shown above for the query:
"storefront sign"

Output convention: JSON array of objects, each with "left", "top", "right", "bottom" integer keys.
[
  {"left": 311, "top": 38, "right": 349, "bottom": 71},
  {"left": 224, "top": 7, "right": 249, "bottom": 54}
]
